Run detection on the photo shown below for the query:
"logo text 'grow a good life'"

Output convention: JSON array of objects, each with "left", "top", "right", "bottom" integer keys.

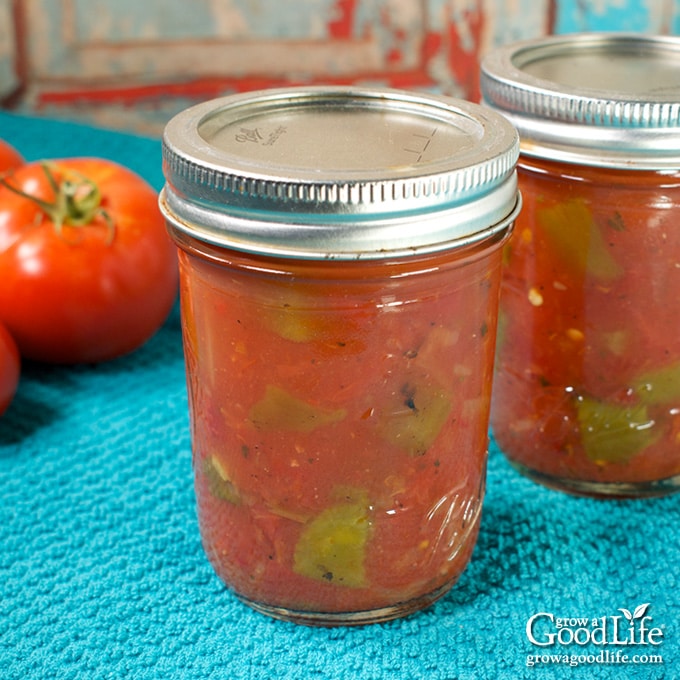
[
  {"left": 524, "top": 604, "right": 665, "bottom": 669},
  {"left": 526, "top": 603, "right": 663, "bottom": 647}
]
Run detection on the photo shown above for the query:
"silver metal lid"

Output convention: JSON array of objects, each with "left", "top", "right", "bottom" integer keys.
[
  {"left": 480, "top": 33, "right": 680, "bottom": 169},
  {"left": 160, "top": 86, "right": 519, "bottom": 259}
]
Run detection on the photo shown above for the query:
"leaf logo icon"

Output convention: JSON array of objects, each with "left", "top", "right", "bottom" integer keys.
[
  {"left": 619, "top": 603, "right": 650, "bottom": 623},
  {"left": 633, "top": 603, "right": 650, "bottom": 619}
]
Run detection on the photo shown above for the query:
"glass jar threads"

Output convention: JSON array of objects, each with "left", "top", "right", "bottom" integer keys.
[
  {"left": 160, "top": 86, "right": 519, "bottom": 624},
  {"left": 482, "top": 33, "right": 680, "bottom": 498}
]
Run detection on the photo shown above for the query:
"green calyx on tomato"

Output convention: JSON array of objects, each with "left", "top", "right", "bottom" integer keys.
[
  {"left": 537, "top": 198, "right": 623, "bottom": 282},
  {"left": 293, "top": 488, "right": 372, "bottom": 588},
  {"left": 249, "top": 385, "right": 346, "bottom": 433},
  {"left": 575, "top": 395, "right": 661, "bottom": 464},
  {"left": 0, "top": 162, "right": 115, "bottom": 243}
]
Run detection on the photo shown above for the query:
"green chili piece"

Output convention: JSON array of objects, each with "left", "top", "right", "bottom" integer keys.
[
  {"left": 537, "top": 198, "right": 623, "bottom": 282},
  {"left": 293, "top": 490, "right": 372, "bottom": 587},
  {"left": 249, "top": 385, "right": 346, "bottom": 433},
  {"left": 203, "top": 455, "right": 240, "bottom": 504},
  {"left": 264, "top": 291, "right": 335, "bottom": 343},
  {"left": 633, "top": 361, "right": 680, "bottom": 406},
  {"left": 576, "top": 395, "right": 661, "bottom": 464},
  {"left": 266, "top": 305, "right": 320, "bottom": 342},
  {"left": 376, "top": 380, "right": 452, "bottom": 456}
]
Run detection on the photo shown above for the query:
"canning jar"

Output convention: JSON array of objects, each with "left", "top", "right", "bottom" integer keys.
[
  {"left": 160, "top": 86, "right": 520, "bottom": 625},
  {"left": 482, "top": 33, "right": 680, "bottom": 498}
]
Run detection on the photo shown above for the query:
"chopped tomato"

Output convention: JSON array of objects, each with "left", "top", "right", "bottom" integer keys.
[
  {"left": 179, "top": 239, "right": 503, "bottom": 616},
  {"left": 492, "top": 158, "right": 680, "bottom": 490}
]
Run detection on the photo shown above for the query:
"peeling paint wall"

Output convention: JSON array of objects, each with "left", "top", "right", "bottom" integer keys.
[
  {"left": 555, "top": 0, "right": 677, "bottom": 32},
  {"left": 1, "top": 0, "right": 679, "bottom": 134},
  {"left": 0, "top": 0, "right": 18, "bottom": 100}
]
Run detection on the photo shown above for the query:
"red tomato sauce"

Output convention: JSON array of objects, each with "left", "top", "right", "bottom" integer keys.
[
  {"left": 176, "top": 235, "right": 505, "bottom": 619},
  {"left": 492, "top": 158, "right": 680, "bottom": 492}
]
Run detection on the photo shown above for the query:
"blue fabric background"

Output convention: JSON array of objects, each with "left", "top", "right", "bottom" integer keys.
[{"left": 0, "top": 111, "right": 677, "bottom": 680}]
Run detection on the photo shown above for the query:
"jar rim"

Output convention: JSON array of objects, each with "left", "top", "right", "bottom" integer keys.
[{"left": 160, "top": 186, "right": 521, "bottom": 261}]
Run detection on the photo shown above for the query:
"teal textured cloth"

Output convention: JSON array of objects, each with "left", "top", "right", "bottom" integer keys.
[{"left": 0, "top": 111, "right": 677, "bottom": 680}]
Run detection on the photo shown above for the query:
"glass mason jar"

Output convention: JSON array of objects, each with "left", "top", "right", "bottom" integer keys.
[
  {"left": 160, "top": 86, "right": 520, "bottom": 625},
  {"left": 482, "top": 34, "right": 680, "bottom": 498}
]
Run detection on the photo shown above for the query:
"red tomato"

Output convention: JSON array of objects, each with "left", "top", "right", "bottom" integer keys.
[
  {"left": 0, "top": 139, "right": 23, "bottom": 174},
  {"left": 0, "top": 321, "right": 20, "bottom": 416},
  {"left": 0, "top": 158, "right": 178, "bottom": 363}
]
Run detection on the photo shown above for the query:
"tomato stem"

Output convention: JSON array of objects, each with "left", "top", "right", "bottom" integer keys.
[{"left": 0, "top": 162, "right": 116, "bottom": 244}]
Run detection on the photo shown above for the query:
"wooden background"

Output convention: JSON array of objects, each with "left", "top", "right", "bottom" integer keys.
[{"left": 1, "top": 0, "right": 679, "bottom": 135}]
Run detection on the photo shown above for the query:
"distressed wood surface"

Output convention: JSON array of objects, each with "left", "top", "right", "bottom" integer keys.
[{"left": 1, "top": 0, "right": 678, "bottom": 134}]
